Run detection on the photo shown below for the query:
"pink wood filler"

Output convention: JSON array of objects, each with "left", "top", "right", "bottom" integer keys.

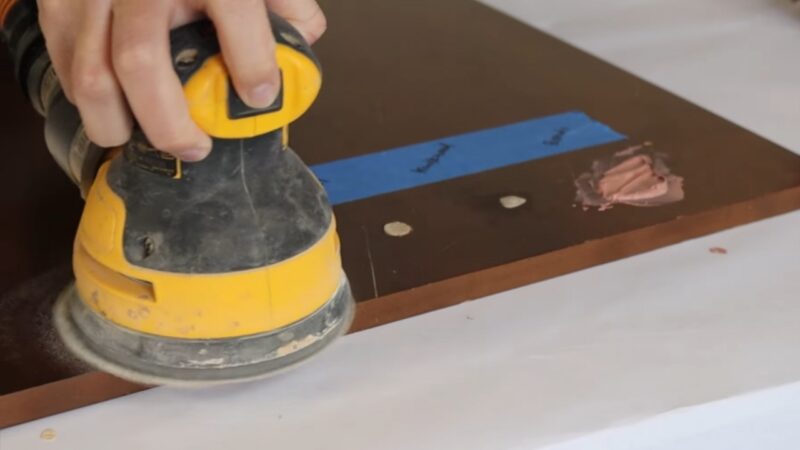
[{"left": 575, "top": 143, "right": 684, "bottom": 211}]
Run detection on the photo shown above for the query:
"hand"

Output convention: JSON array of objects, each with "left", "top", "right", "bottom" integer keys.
[{"left": 37, "top": 0, "right": 327, "bottom": 161}]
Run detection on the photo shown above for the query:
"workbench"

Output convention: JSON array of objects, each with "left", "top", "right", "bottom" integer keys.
[{"left": 2, "top": 0, "right": 799, "bottom": 448}]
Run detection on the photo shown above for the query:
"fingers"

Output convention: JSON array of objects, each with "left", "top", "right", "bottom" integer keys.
[
  {"left": 111, "top": 0, "right": 211, "bottom": 161},
  {"left": 205, "top": 0, "right": 280, "bottom": 109},
  {"left": 265, "top": 0, "right": 327, "bottom": 44},
  {"left": 70, "top": 0, "right": 132, "bottom": 147},
  {"left": 38, "top": 0, "right": 323, "bottom": 159},
  {"left": 37, "top": 0, "right": 78, "bottom": 101}
]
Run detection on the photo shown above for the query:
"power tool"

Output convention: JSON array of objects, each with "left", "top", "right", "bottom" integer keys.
[{"left": 1, "top": 0, "right": 355, "bottom": 386}]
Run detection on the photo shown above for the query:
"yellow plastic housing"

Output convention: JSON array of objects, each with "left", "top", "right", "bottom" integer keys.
[
  {"left": 183, "top": 44, "right": 321, "bottom": 139},
  {"left": 73, "top": 162, "right": 343, "bottom": 339}
]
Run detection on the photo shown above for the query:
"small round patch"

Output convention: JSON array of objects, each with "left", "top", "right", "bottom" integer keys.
[
  {"left": 499, "top": 195, "right": 527, "bottom": 209},
  {"left": 383, "top": 221, "right": 413, "bottom": 237},
  {"left": 40, "top": 428, "right": 56, "bottom": 441}
]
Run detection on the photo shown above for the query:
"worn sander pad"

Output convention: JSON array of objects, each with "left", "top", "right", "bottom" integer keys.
[{"left": 53, "top": 280, "right": 356, "bottom": 387}]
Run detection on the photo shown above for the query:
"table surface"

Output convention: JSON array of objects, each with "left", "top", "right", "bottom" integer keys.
[{"left": 2, "top": 0, "right": 800, "bottom": 448}]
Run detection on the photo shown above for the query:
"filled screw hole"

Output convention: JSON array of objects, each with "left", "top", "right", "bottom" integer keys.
[
  {"left": 499, "top": 195, "right": 527, "bottom": 209},
  {"left": 383, "top": 221, "right": 413, "bottom": 237}
]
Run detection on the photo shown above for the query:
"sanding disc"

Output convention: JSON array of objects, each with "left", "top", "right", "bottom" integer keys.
[{"left": 53, "top": 279, "right": 356, "bottom": 387}]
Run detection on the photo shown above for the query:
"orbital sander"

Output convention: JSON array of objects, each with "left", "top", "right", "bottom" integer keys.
[{"left": 1, "top": 0, "right": 355, "bottom": 386}]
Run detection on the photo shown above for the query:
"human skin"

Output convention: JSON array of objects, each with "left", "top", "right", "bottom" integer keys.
[{"left": 37, "top": 0, "right": 327, "bottom": 161}]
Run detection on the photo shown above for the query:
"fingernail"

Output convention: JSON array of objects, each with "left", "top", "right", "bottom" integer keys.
[
  {"left": 178, "top": 147, "right": 210, "bottom": 162},
  {"left": 247, "top": 82, "right": 278, "bottom": 108}
]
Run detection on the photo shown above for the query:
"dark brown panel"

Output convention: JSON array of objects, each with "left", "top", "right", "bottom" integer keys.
[{"left": 3, "top": 0, "right": 800, "bottom": 428}]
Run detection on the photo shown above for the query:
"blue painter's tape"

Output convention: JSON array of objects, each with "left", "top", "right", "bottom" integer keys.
[{"left": 311, "top": 111, "right": 625, "bottom": 205}]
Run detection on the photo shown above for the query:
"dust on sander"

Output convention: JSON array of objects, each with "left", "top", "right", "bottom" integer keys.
[{"left": 575, "top": 143, "right": 684, "bottom": 211}]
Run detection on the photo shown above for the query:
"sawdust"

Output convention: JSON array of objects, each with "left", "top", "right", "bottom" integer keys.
[
  {"left": 275, "top": 334, "right": 321, "bottom": 358},
  {"left": 39, "top": 428, "right": 56, "bottom": 441},
  {"left": 0, "top": 265, "right": 89, "bottom": 394}
]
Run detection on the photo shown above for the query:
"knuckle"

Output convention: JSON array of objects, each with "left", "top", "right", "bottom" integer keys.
[
  {"left": 296, "top": 8, "right": 327, "bottom": 43},
  {"left": 206, "top": 0, "right": 259, "bottom": 19},
  {"left": 148, "top": 129, "right": 189, "bottom": 152},
  {"left": 37, "top": 0, "right": 67, "bottom": 27},
  {"left": 242, "top": 0, "right": 263, "bottom": 10},
  {"left": 72, "top": 62, "right": 115, "bottom": 101},
  {"left": 113, "top": 43, "right": 159, "bottom": 76},
  {"left": 85, "top": 127, "right": 130, "bottom": 148},
  {"left": 306, "top": 12, "right": 327, "bottom": 40}
]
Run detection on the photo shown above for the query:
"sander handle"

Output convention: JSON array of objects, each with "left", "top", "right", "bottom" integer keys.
[
  {"left": 1, "top": 0, "right": 322, "bottom": 192},
  {"left": 124, "top": 15, "right": 322, "bottom": 180}
]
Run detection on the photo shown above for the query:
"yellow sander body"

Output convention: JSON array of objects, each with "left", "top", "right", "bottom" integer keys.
[{"left": 3, "top": 1, "right": 355, "bottom": 386}]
